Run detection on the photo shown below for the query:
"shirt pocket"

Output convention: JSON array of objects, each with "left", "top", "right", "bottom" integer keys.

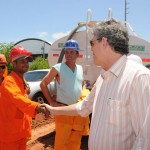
[{"left": 107, "top": 99, "right": 129, "bottom": 128}]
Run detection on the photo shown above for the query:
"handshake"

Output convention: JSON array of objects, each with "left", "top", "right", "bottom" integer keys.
[{"left": 36, "top": 103, "right": 53, "bottom": 118}]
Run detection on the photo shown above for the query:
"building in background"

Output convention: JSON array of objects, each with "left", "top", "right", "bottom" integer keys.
[{"left": 14, "top": 38, "right": 51, "bottom": 60}]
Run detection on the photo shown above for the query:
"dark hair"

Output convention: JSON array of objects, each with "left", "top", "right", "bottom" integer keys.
[{"left": 93, "top": 19, "right": 129, "bottom": 55}]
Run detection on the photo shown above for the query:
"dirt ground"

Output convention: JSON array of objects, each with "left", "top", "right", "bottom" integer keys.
[{"left": 27, "top": 113, "right": 89, "bottom": 150}]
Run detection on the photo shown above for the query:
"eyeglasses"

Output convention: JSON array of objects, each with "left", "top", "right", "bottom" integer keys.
[
  {"left": 90, "top": 39, "right": 100, "bottom": 47},
  {"left": 0, "top": 66, "right": 6, "bottom": 69}
]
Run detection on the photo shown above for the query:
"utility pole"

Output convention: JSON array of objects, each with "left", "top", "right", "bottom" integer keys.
[
  {"left": 125, "top": 0, "right": 127, "bottom": 22},
  {"left": 124, "top": 0, "right": 129, "bottom": 26},
  {"left": 41, "top": 42, "right": 45, "bottom": 60}
]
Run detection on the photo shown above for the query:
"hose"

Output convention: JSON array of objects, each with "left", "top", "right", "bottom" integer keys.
[{"left": 57, "top": 23, "right": 86, "bottom": 63}]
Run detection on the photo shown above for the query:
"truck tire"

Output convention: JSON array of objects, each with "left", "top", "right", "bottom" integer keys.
[{"left": 32, "top": 92, "right": 47, "bottom": 104}]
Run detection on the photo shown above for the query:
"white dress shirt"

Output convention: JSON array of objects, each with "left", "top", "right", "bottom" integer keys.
[{"left": 76, "top": 55, "right": 150, "bottom": 150}]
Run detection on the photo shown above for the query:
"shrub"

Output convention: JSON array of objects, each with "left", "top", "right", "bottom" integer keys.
[{"left": 29, "top": 56, "right": 50, "bottom": 70}]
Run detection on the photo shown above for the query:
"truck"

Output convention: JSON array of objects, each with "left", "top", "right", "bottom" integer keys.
[{"left": 48, "top": 9, "right": 150, "bottom": 89}]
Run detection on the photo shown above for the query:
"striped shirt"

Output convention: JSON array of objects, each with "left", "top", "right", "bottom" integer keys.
[{"left": 76, "top": 55, "right": 150, "bottom": 150}]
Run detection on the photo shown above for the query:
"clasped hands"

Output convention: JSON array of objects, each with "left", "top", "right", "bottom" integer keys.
[{"left": 36, "top": 103, "right": 53, "bottom": 118}]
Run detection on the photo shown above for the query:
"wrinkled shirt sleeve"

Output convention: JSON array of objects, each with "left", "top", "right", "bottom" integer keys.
[
  {"left": 76, "top": 85, "right": 96, "bottom": 117},
  {"left": 130, "top": 74, "right": 150, "bottom": 150}
]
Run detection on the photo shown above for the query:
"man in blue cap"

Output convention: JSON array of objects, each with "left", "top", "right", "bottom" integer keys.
[{"left": 40, "top": 39, "right": 89, "bottom": 150}]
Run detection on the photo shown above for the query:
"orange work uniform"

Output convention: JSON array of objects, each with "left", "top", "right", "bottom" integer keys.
[
  {"left": 0, "top": 71, "right": 38, "bottom": 150},
  {"left": 54, "top": 89, "right": 90, "bottom": 150}
]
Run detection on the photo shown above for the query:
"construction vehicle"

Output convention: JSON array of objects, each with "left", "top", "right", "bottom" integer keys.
[{"left": 48, "top": 9, "right": 150, "bottom": 88}]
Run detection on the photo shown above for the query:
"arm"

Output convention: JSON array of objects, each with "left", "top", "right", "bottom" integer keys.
[
  {"left": 130, "top": 74, "right": 150, "bottom": 150},
  {"left": 46, "top": 84, "right": 96, "bottom": 117},
  {"left": 2, "top": 76, "right": 49, "bottom": 117},
  {"left": 40, "top": 67, "right": 58, "bottom": 105},
  {"left": 45, "top": 103, "right": 79, "bottom": 116}
]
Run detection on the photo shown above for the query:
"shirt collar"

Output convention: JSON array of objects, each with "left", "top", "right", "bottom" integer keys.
[
  {"left": 100, "top": 55, "right": 127, "bottom": 79},
  {"left": 109, "top": 55, "right": 127, "bottom": 77}
]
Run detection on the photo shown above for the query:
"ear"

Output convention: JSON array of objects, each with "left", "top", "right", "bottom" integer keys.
[{"left": 101, "top": 37, "right": 108, "bottom": 48}]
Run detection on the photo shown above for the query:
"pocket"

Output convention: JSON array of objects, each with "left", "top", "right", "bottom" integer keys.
[{"left": 107, "top": 99, "right": 129, "bottom": 128}]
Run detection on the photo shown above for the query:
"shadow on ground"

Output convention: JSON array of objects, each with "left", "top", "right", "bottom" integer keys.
[{"left": 37, "top": 131, "right": 89, "bottom": 150}]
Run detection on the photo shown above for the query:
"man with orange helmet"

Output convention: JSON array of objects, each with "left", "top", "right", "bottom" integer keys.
[
  {"left": 0, "top": 54, "right": 7, "bottom": 85},
  {"left": 0, "top": 46, "right": 49, "bottom": 150}
]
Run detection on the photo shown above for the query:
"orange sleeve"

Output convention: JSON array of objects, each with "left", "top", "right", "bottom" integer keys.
[{"left": 2, "top": 76, "right": 38, "bottom": 118}]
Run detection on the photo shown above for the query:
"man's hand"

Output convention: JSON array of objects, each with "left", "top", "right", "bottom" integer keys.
[
  {"left": 36, "top": 103, "right": 50, "bottom": 118},
  {"left": 45, "top": 104, "right": 54, "bottom": 115}
]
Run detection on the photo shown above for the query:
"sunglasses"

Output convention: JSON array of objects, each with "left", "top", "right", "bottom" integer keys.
[
  {"left": 0, "top": 66, "right": 6, "bottom": 69},
  {"left": 90, "top": 39, "right": 100, "bottom": 47}
]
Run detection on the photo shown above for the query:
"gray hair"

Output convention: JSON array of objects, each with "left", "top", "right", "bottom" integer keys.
[{"left": 93, "top": 19, "right": 129, "bottom": 55}]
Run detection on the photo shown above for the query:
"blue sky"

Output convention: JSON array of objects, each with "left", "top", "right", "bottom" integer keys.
[{"left": 0, "top": 0, "right": 150, "bottom": 44}]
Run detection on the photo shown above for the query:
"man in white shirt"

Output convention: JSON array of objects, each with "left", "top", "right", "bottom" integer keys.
[{"left": 46, "top": 19, "right": 150, "bottom": 150}]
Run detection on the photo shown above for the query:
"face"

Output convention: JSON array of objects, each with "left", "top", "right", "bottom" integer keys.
[
  {"left": 90, "top": 37, "right": 108, "bottom": 68},
  {"left": 13, "top": 58, "right": 29, "bottom": 74},
  {"left": 64, "top": 49, "right": 79, "bottom": 63},
  {"left": 0, "top": 64, "right": 6, "bottom": 77}
]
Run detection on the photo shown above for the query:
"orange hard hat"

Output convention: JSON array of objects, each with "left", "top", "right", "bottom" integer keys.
[
  {"left": 10, "top": 46, "right": 32, "bottom": 62},
  {"left": 0, "top": 54, "right": 7, "bottom": 64}
]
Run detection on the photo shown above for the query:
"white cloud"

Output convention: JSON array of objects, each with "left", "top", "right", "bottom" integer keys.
[
  {"left": 36, "top": 32, "right": 48, "bottom": 38},
  {"left": 35, "top": 31, "right": 70, "bottom": 44},
  {"left": 52, "top": 31, "right": 70, "bottom": 40}
]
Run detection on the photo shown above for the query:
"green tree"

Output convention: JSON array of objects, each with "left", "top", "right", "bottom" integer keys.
[
  {"left": 29, "top": 56, "right": 50, "bottom": 70},
  {"left": 0, "top": 42, "right": 14, "bottom": 73}
]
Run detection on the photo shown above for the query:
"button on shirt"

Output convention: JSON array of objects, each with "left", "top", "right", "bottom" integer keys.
[{"left": 76, "top": 55, "right": 150, "bottom": 150}]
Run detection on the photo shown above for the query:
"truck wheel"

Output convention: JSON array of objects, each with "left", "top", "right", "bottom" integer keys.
[{"left": 33, "top": 93, "right": 47, "bottom": 104}]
